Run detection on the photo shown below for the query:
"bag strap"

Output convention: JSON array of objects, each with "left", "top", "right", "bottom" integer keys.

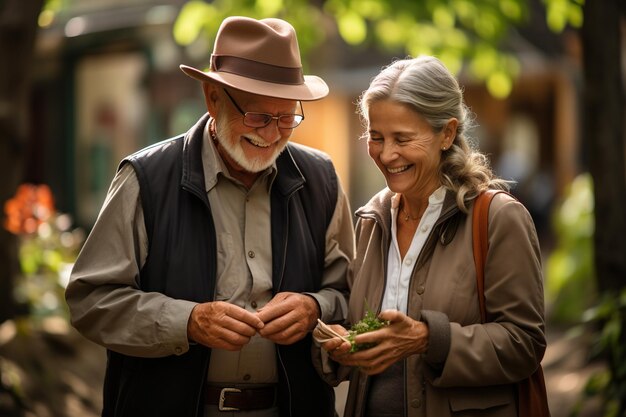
[
  {"left": 473, "top": 190, "right": 551, "bottom": 417},
  {"left": 472, "top": 189, "right": 510, "bottom": 323}
]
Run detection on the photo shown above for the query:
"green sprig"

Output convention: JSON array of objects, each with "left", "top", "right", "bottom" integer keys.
[{"left": 347, "top": 309, "right": 389, "bottom": 353}]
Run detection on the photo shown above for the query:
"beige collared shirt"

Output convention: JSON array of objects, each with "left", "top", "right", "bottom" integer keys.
[
  {"left": 66, "top": 122, "right": 354, "bottom": 386},
  {"left": 202, "top": 122, "right": 277, "bottom": 384}
]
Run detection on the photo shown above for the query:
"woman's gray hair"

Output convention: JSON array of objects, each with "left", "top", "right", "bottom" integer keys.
[{"left": 357, "top": 56, "right": 510, "bottom": 212}]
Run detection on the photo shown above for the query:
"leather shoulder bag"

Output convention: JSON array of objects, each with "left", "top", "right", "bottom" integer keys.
[{"left": 472, "top": 189, "right": 551, "bottom": 417}]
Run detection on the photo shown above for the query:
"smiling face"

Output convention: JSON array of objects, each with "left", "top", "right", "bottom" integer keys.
[
  {"left": 367, "top": 99, "right": 453, "bottom": 198},
  {"left": 203, "top": 83, "right": 298, "bottom": 185}
]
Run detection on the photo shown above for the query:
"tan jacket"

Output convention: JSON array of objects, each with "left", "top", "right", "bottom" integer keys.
[{"left": 317, "top": 188, "right": 546, "bottom": 417}]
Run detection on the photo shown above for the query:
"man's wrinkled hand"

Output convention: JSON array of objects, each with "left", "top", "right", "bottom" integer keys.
[
  {"left": 256, "top": 292, "right": 320, "bottom": 345},
  {"left": 187, "top": 301, "right": 264, "bottom": 351}
]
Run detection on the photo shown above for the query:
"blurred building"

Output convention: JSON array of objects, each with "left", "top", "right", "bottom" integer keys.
[{"left": 29, "top": 0, "right": 582, "bottom": 248}]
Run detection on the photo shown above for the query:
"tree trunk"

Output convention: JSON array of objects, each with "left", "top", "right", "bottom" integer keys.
[
  {"left": 0, "top": 0, "right": 43, "bottom": 323},
  {"left": 581, "top": 0, "right": 626, "bottom": 294}
]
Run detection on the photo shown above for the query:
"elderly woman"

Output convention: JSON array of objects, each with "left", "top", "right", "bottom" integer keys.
[{"left": 314, "top": 56, "right": 546, "bottom": 417}]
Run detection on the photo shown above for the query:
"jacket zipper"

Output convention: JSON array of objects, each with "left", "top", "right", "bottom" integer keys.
[
  {"left": 183, "top": 183, "right": 218, "bottom": 417},
  {"left": 275, "top": 184, "right": 303, "bottom": 417}
]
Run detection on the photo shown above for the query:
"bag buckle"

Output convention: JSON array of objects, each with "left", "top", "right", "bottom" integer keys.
[{"left": 219, "top": 387, "right": 241, "bottom": 411}]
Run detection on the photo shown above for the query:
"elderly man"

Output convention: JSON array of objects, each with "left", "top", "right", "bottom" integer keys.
[{"left": 65, "top": 16, "right": 354, "bottom": 417}]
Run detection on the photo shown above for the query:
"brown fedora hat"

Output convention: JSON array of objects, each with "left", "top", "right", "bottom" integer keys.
[{"left": 180, "top": 16, "right": 328, "bottom": 101}]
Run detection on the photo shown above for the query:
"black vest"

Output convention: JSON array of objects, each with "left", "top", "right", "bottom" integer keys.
[{"left": 102, "top": 115, "right": 339, "bottom": 417}]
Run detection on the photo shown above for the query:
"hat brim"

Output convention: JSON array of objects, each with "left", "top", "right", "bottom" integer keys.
[{"left": 180, "top": 65, "right": 329, "bottom": 101}]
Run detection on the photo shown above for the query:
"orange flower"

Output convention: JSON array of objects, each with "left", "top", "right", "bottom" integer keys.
[{"left": 3, "top": 183, "right": 56, "bottom": 235}]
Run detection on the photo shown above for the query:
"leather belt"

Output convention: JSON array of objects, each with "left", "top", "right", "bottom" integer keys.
[{"left": 205, "top": 385, "right": 276, "bottom": 411}]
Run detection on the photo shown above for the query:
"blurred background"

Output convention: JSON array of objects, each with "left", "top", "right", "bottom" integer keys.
[{"left": 0, "top": 0, "right": 624, "bottom": 416}]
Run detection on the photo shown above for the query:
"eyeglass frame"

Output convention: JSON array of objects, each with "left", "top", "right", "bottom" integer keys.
[{"left": 222, "top": 89, "right": 305, "bottom": 129}]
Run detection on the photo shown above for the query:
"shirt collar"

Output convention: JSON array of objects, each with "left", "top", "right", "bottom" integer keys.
[{"left": 390, "top": 185, "right": 447, "bottom": 210}]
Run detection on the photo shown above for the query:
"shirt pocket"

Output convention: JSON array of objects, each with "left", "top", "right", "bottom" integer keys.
[{"left": 215, "top": 232, "right": 247, "bottom": 301}]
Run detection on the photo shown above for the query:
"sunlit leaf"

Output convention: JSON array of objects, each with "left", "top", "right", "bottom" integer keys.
[
  {"left": 443, "top": 28, "right": 469, "bottom": 50},
  {"left": 547, "top": 250, "right": 575, "bottom": 293},
  {"left": 353, "top": 0, "right": 387, "bottom": 19},
  {"left": 38, "top": 9, "right": 55, "bottom": 28},
  {"left": 433, "top": 5, "right": 455, "bottom": 29},
  {"left": 470, "top": 47, "right": 499, "bottom": 79},
  {"left": 499, "top": 0, "right": 524, "bottom": 21},
  {"left": 452, "top": 0, "right": 477, "bottom": 22},
  {"left": 337, "top": 11, "right": 367, "bottom": 45},
  {"left": 567, "top": 3, "right": 584, "bottom": 28},
  {"left": 474, "top": 10, "right": 503, "bottom": 40},
  {"left": 411, "top": 23, "right": 442, "bottom": 49},
  {"left": 375, "top": 19, "right": 404, "bottom": 48},
  {"left": 173, "top": 1, "right": 216, "bottom": 46},
  {"left": 545, "top": 0, "right": 569, "bottom": 32},
  {"left": 255, "top": 0, "right": 283, "bottom": 16}
]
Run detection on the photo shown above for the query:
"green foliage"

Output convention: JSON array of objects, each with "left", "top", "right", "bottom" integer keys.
[
  {"left": 543, "top": 0, "right": 584, "bottom": 32},
  {"left": 571, "top": 290, "right": 626, "bottom": 417},
  {"left": 13, "top": 214, "right": 84, "bottom": 322},
  {"left": 347, "top": 309, "right": 389, "bottom": 352},
  {"left": 547, "top": 174, "right": 626, "bottom": 416},
  {"left": 173, "top": 0, "right": 326, "bottom": 71},
  {"left": 172, "top": 0, "right": 585, "bottom": 98},
  {"left": 174, "top": 0, "right": 572, "bottom": 98},
  {"left": 3, "top": 183, "right": 84, "bottom": 323},
  {"left": 546, "top": 173, "right": 596, "bottom": 324}
]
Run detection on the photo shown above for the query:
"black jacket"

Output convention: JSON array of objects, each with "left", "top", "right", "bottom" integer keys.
[{"left": 102, "top": 115, "right": 340, "bottom": 417}]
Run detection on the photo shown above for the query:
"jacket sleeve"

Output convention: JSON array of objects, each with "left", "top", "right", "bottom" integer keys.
[
  {"left": 305, "top": 178, "right": 355, "bottom": 324},
  {"left": 64, "top": 164, "right": 197, "bottom": 358},
  {"left": 433, "top": 194, "right": 546, "bottom": 386}
]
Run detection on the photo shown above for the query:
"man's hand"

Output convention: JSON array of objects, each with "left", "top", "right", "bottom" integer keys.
[
  {"left": 187, "top": 301, "right": 264, "bottom": 351},
  {"left": 256, "top": 292, "right": 320, "bottom": 345}
]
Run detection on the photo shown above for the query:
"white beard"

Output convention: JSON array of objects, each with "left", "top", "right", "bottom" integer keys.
[{"left": 214, "top": 116, "right": 287, "bottom": 173}]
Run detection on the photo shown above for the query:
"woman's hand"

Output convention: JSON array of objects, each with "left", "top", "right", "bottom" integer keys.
[
  {"left": 315, "top": 324, "right": 352, "bottom": 359},
  {"left": 337, "top": 310, "right": 429, "bottom": 375}
]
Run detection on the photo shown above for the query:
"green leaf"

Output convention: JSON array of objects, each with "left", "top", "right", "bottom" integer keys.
[
  {"left": 173, "top": 1, "right": 216, "bottom": 46},
  {"left": 255, "top": 0, "right": 284, "bottom": 16},
  {"left": 348, "top": 309, "right": 389, "bottom": 352},
  {"left": 499, "top": 0, "right": 524, "bottom": 21},
  {"left": 486, "top": 70, "right": 512, "bottom": 99},
  {"left": 337, "top": 11, "right": 367, "bottom": 45}
]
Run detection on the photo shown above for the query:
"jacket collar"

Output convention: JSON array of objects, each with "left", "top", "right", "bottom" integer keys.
[
  {"left": 181, "top": 113, "right": 210, "bottom": 199},
  {"left": 356, "top": 188, "right": 459, "bottom": 225}
]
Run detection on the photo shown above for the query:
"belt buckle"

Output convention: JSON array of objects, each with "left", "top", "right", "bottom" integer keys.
[{"left": 219, "top": 387, "right": 242, "bottom": 411}]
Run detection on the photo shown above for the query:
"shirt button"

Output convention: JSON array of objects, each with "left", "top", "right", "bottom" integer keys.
[
  {"left": 410, "top": 398, "right": 422, "bottom": 408},
  {"left": 420, "top": 225, "right": 429, "bottom": 233},
  {"left": 404, "top": 257, "right": 412, "bottom": 266},
  {"left": 174, "top": 346, "right": 183, "bottom": 355},
  {"left": 248, "top": 250, "right": 255, "bottom": 258},
  {"left": 251, "top": 301, "right": 258, "bottom": 309},
  {"left": 243, "top": 374, "right": 251, "bottom": 381},
  {"left": 416, "top": 286, "right": 425, "bottom": 295}
]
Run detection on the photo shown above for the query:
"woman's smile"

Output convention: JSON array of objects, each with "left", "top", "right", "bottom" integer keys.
[{"left": 386, "top": 164, "right": 413, "bottom": 174}]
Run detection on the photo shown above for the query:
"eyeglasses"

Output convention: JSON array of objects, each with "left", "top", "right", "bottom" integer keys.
[{"left": 223, "top": 89, "right": 305, "bottom": 129}]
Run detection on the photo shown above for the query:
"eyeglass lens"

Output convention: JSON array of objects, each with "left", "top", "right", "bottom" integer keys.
[
  {"left": 244, "top": 113, "right": 303, "bottom": 129},
  {"left": 223, "top": 89, "right": 304, "bottom": 128}
]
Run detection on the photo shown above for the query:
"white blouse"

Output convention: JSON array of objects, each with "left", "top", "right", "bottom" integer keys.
[{"left": 382, "top": 186, "right": 446, "bottom": 313}]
